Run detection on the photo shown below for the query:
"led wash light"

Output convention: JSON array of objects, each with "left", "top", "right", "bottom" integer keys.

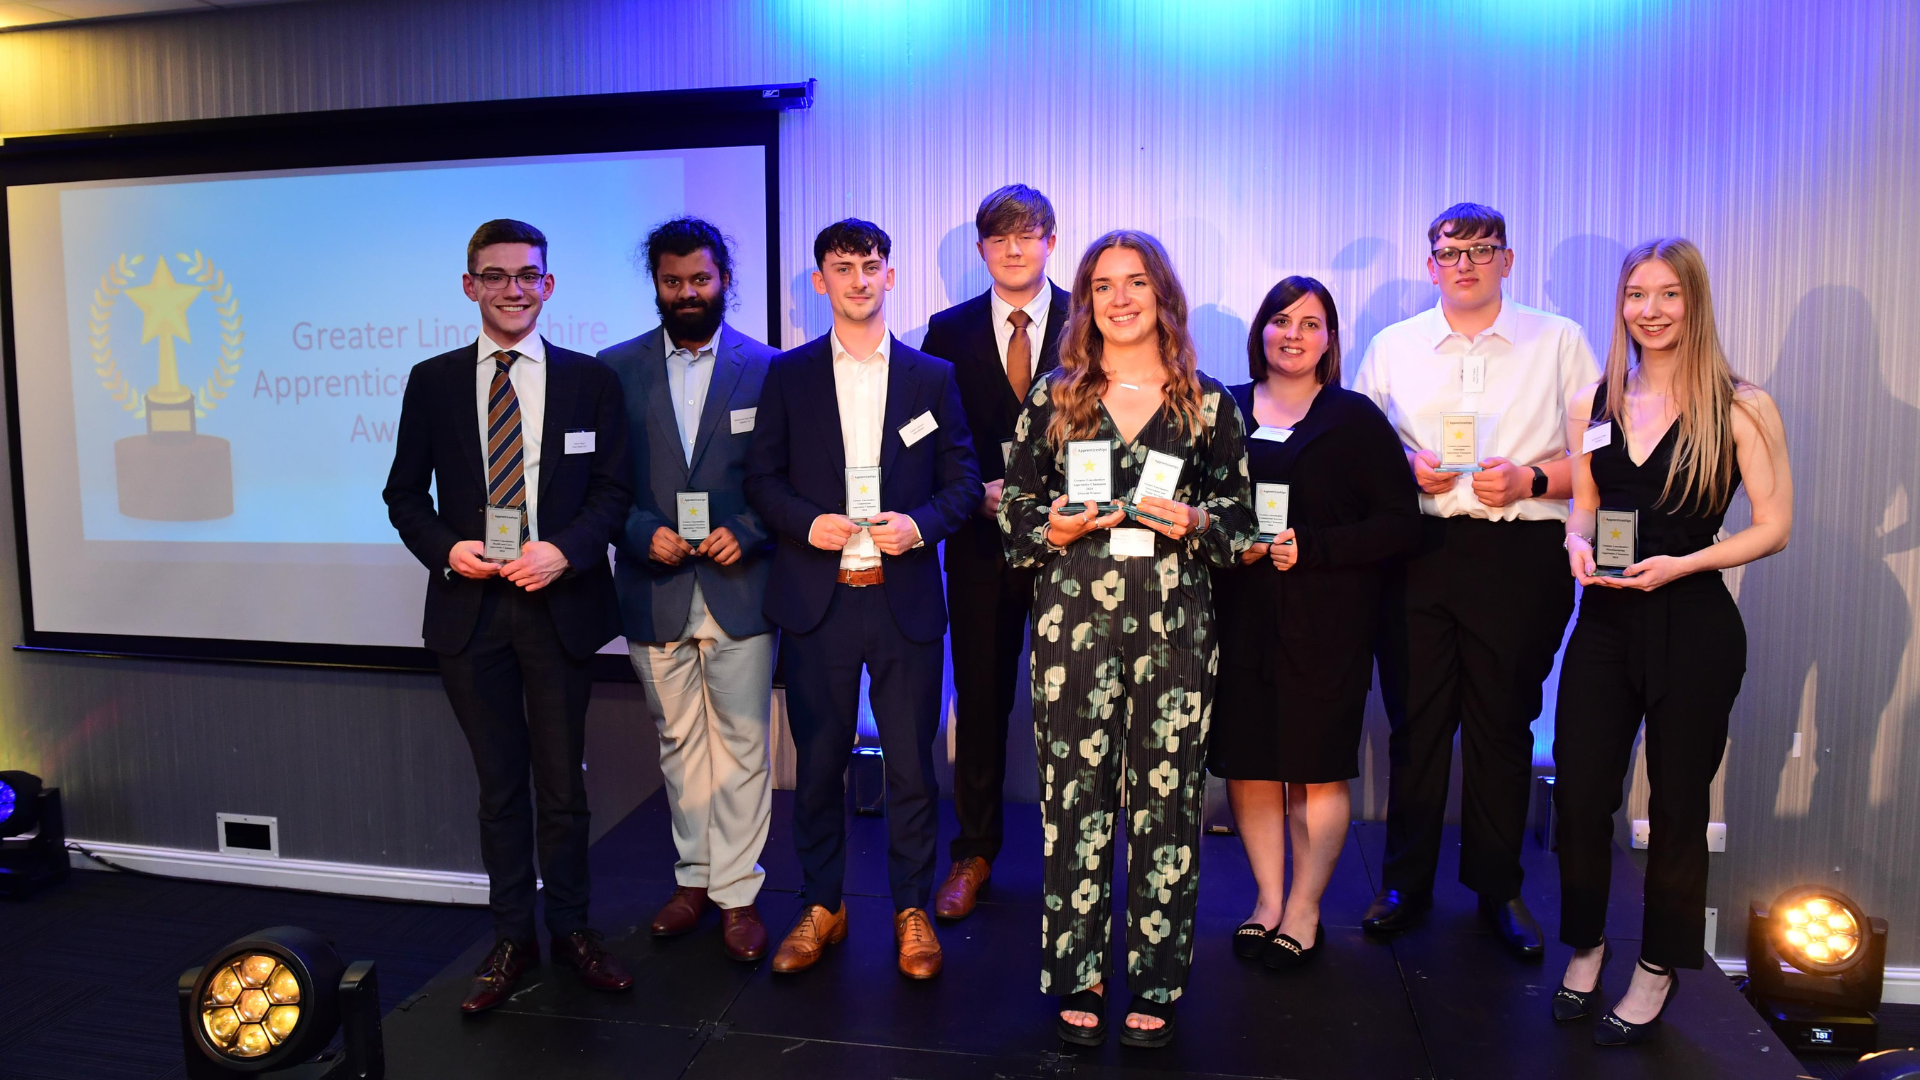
[
  {"left": 0, "top": 770, "right": 67, "bottom": 897},
  {"left": 1780, "top": 893, "right": 1866, "bottom": 973},
  {"left": 1747, "top": 887, "right": 1889, "bottom": 1055},
  {"left": 178, "top": 926, "right": 383, "bottom": 1078}
]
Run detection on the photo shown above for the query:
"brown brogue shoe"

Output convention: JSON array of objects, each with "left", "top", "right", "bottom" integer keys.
[
  {"left": 649, "top": 885, "right": 712, "bottom": 937},
  {"left": 895, "top": 907, "right": 943, "bottom": 980},
  {"left": 933, "top": 857, "right": 992, "bottom": 920},
  {"left": 722, "top": 905, "right": 769, "bottom": 962},
  {"left": 460, "top": 937, "right": 536, "bottom": 1014},
  {"left": 770, "top": 903, "right": 847, "bottom": 974},
  {"left": 553, "top": 929, "right": 635, "bottom": 991}
]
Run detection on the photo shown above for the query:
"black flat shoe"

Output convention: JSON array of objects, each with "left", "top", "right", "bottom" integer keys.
[
  {"left": 1478, "top": 894, "right": 1545, "bottom": 960},
  {"left": 1055, "top": 987, "right": 1107, "bottom": 1046},
  {"left": 1119, "top": 995, "right": 1175, "bottom": 1048},
  {"left": 1552, "top": 938, "right": 1612, "bottom": 1021},
  {"left": 1362, "top": 889, "right": 1431, "bottom": 937},
  {"left": 1261, "top": 923, "right": 1323, "bottom": 970},
  {"left": 1232, "top": 921, "right": 1275, "bottom": 959},
  {"left": 1595, "top": 959, "right": 1679, "bottom": 1045}
]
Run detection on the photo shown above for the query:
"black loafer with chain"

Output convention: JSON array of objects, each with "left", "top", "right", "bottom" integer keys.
[
  {"left": 1261, "top": 923, "right": 1323, "bottom": 971},
  {"left": 1595, "top": 959, "right": 1680, "bottom": 1045},
  {"left": 1232, "top": 922, "right": 1275, "bottom": 959},
  {"left": 1552, "top": 938, "right": 1612, "bottom": 1021}
]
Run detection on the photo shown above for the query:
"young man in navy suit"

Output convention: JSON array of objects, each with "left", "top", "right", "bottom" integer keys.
[
  {"left": 384, "top": 219, "right": 635, "bottom": 1013},
  {"left": 600, "top": 217, "right": 780, "bottom": 963},
  {"left": 745, "top": 220, "right": 982, "bottom": 980},
  {"left": 917, "top": 184, "right": 1071, "bottom": 921}
]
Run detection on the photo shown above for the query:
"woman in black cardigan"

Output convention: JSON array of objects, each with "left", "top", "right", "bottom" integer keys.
[{"left": 1211, "top": 276, "right": 1420, "bottom": 968}]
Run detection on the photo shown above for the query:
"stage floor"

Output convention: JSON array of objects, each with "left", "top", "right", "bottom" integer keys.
[{"left": 382, "top": 791, "right": 1806, "bottom": 1080}]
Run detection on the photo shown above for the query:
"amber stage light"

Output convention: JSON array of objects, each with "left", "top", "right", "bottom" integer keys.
[
  {"left": 1747, "top": 887, "right": 1889, "bottom": 1056},
  {"left": 177, "top": 926, "right": 383, "bottom": 1079}
]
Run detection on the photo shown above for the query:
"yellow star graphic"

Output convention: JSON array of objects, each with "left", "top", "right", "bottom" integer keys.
[
  {"left": 688, "top": 507, "right": 700, "bottom": 517},
  {"left": 1153, "top": 471, "right": 1166, "bottom": 482},
  {"left": 1265, "top": 499, "right": 1277, "bottom": 509},
  {"left": 124, "top": 256, "right": 203, "bottom": 347},
  {"left": 1082, "top": 460, "right": 1096, "bottom": 472},
  {"left": 1608, "top": 528, "right": 1621, "bottom": 540},
  {"left": 497, "top": 523, "right": 509, "bottom": 535},
  {"left": 859, "top": 484, "right": 870, "bottom": 494}
]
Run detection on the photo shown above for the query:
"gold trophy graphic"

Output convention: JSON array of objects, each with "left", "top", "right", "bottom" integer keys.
[{"left": 93, "top": 252, "right": 242, "bottom": 521}]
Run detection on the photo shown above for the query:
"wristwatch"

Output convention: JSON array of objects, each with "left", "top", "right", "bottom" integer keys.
[{"left": 1530, "top": 465, "right": 1548, "bottom": 497}]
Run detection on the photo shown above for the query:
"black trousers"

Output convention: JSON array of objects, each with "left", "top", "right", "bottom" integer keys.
[
  {"left": 1554, "top": 578, "right": 1745, "bottom": 969},
  {"left": 438, "top": 581, "right": 595, "bottom": 944},
  {"left": 781, "top": 584, "right": 945, "bottom": 913},
  {"left": 1376, "top": 516, "right": 1574, "bottom": 900},
  {"left": 945, "top": 564, "right": 1034, "bottom": 864}
]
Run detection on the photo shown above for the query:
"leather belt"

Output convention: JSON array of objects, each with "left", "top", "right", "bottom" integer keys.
[{"left": 837, "top": 566, "right": 885, "bottom": 586}]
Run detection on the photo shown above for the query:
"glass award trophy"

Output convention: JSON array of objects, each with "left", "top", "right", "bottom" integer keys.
[
  {"left": 1594, "top": 509, "right": 1637, "bottom": 577},
  {"left": 1439, "top": 413, "right": 1481, "bottom": 473}
]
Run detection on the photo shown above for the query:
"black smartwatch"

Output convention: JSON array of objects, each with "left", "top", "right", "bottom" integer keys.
[{"left": 1529, "top": 465, "right": 1548, "bottom": 497}]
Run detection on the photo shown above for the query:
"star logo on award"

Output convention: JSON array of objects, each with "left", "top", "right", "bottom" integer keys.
[
  {"left": 1609, "top": 528, "right": 1621, "bottom": 540},
  {"left": 91, "top": 252, "right": 243, "bottom": 521}
]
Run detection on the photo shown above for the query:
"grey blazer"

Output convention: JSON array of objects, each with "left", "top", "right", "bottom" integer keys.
[{"left": 600, "top": 322, "right": 778, "bottom": 642}]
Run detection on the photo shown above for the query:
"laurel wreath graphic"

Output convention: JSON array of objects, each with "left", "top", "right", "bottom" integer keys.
[
  {"left": 89, "top": 254, "right": 146, "bottom": 417},
  {"left": 89, "top": 251, "right": 244, "bottom": 420}
]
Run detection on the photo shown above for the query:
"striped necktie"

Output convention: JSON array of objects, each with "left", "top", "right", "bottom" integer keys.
[{"left": 486, "top": 350, "right": 528, "bottom": 540}]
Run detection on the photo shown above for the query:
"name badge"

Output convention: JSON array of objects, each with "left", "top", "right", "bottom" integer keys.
[
  {"left": 676, "top": 492, "right": 711, "bottom": 541},
  {"left": 1255, "top": 482, "right": 1290, "bottom": 541},
  {"left": 899, "top": 410, "right": 938, "bottom": 447},
  {"left": 730, "top": 408, "right": 757, "bottom": 434},
  {"left": 1581, "top": 421, "right": 1613, "bottom": 455},
  {"left": 1462, "top": 354, "right": 1486, "bottom": 394},
  {"left": 564, "top": 430, "right": 596, "bottom": 454},
  {"left": 1001, "top": 440, "right": 1014, "bottom": 468},
  {"left": 1110, "top": 527, "right": 1156, "bottom": 559},
  {"left": 1250, "top": 426, "right": 1293, "bottom": 443},
  {"left": 1595, "top": 509, "right": 1637, "bottom": 576},
  {"left": 1439, "top": 413, "right": 1481, "bottom": 473},
  {"left": 484, "top": 505, "right": 524, "bottom": 561},
  {"left": 1132, "top": 450, "right": 1185, "bottom": 504},
  {"left": 1066, "top": 440, "right": 1113, "bottom": 504},
  {"left": 846, "top": 466, "right": 882, "bottom": 524}
]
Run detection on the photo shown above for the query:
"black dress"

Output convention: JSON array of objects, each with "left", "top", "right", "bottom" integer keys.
[{"left": 1208, "top": 382, "right": 1420, "bottom": 783}]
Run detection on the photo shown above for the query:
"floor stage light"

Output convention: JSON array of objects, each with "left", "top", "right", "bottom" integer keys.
[
  {"left": 1746, "top": 886, "right": 1888, "bottom": 1055},
  {"left": 0, "top": 770, "right": 68, "bottom": 898},
  {"left": 177, "top": 926, "right": 383, "bottom": 1079}
]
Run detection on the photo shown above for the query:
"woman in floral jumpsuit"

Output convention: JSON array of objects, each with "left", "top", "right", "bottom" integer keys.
[{"left": 999, "top": 230, "right": 1252, "bottom": 1047}]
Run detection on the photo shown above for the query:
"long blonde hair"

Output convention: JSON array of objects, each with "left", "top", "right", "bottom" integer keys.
[
  {"left": 1597, "top": 238, "right": 1748, "bottom": 513},
  {"left": 1045, "top": 230, "right": 1206, "bottom": 445}
]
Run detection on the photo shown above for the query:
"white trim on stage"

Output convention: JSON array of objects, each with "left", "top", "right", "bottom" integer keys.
[
  {"left": 66, "top": 839, "right": 490, "bottom": 906},
  {"left": 1713, "top": 956, "right": 1920, "bottom": 1006}
]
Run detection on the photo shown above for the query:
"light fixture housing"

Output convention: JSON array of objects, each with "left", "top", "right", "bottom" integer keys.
[
  {"left": 177, "top": 926, "right": 383, "bottom": 1079},
  {"left": 1747, "top": 887, "right": 1888, "bottom": 1055},
  {"left": 0, "top": 770, "right": 67, "bottom": 898}
]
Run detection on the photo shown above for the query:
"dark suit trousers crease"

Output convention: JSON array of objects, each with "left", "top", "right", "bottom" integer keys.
[
  {"left": 439, "top": 581, "right": 595, "bottom": 943},
  {"left": 1376, "top": 516, "right": 1573, "bottom": 901},
  {"left": 781, "top": 584, "right": 945, "bottom": 912},
  {"left": 945, "top": 563, "right": 1034, "bottom": 863}
]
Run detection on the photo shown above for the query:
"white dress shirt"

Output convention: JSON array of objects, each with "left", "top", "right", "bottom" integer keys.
[
  {"left": 988, "top": 283, "right": 1053, "bottom": 373},
  {"left": 1351, "top": 299, "right": 1599, "bottom": 523},
  {"left": 475, "top": 331, "right": 547, "bottom": 541},
  {"left": 663, "top": 325, "right": 723, "bottom": 464},
  {"left": 831, "top": 328, "right": 890, "bottom": 569}
]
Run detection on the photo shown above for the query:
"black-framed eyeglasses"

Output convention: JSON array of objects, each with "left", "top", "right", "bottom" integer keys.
[
  {"left": 1430, "top": 244, "right": 1506, "bottom": 267},
  {"left": 474, "top": 270, "right": 547, "bottom": 290}
]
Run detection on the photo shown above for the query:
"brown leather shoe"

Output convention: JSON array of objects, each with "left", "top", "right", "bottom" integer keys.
[
  {"left": 771, "top": 903, "right": 847, "bottom": 974},
  {"left": 722, "top": 905, "right": 769, "bottom": 962},
  {"left": 933, "top": 857, "right": 992, "bottom": 920},
  {"left": 650, "top": 885, "right": 712, "bottom": 937},
  {"left": 460, "top": 938, "right": 536, "bottom": 1014},
  {"left": 552, "top": 930, "right": 635, "bottom": 991},
  {"left": 895, "top": 907, "right": 942, "bottom": 980}
]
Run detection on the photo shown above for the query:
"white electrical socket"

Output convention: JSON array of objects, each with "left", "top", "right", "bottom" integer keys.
[
  {"left": 1629, "top": 820, "right": 1727, "bottom": 852},
  {"left": 217, "top": 813, "right": 280, "bottom": 858}
]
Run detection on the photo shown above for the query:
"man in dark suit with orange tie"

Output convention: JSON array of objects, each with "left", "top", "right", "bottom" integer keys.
[
  {"left": 745, "top": 219, "right": 981, "bottom": 980},
  {"left": 384, "top": 219, "right": 635, "bottom": 1014},
  {"left": 917, "top": 185, "right": 1071, "bottom": 920}
]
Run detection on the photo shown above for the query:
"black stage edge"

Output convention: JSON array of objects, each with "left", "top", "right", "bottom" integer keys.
[{"left": 383, "top": 792, "right": 1807, "bottom": 1080}]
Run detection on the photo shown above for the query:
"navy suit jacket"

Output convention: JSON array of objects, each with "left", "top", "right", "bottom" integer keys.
[
  {"left": 744, "top": 332, "right": 982, "bottom": 643},
  {"left": 600, "top": 323, "right": 778, "bottom": 643},
  {"left": 383, "top": 339, "right": 632, "bottom": 658}
]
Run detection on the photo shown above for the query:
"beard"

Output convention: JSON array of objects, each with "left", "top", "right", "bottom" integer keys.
[{"left": 657, "top": 294, "right": 725, "bottom": 346}]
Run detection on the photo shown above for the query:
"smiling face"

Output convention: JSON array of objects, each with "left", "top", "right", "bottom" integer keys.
[
  {"left": 978, "top": 227, "right": 1057, "bottom": 299},
  {"left": 463, "top": 242, "right": 552, "bottom": 346},
  {"left": 1622, "top": 257, "right": 1685, "bottom": 354},
  {"left": 1088, "top": 246, "right": 1158, "bottom": 348},
  {"left": 812, "top": 246, "right": 893, "bottom": 325},
  {"left": 1263, "top": 290, "right": 1329, "bottom": 381},
  {"left": 1426, "top": 227, "right": 1512, "bottom": 311}
]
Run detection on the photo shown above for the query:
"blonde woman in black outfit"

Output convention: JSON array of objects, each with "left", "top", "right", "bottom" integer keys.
[{"left": 1210, "top": 277, "right": 1420, "bottom": 968}]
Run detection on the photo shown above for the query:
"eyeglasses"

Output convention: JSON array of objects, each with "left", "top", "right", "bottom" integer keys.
[
  {"left": 1430, "top": 244, "right": 1506, "bottom": 267},
  {"left": 473, "top": 270, "right": 547, "bottom": 290}
]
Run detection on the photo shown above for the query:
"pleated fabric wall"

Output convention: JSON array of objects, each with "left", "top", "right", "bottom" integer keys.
[{"left": 2, "top": 0, "right": 1917, "bottom": 961}]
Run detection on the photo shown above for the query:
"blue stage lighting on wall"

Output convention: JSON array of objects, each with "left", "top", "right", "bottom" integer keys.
[{"left": 0, "top": 770, "right": 67, "bottom": 898}]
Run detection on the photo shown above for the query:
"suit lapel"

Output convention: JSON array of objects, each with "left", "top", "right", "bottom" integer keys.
[
  {"left": 640, "top": 330, "right": 687, "bottom": 481},
  {"left": 538, "top": 339, "right": 579, "bottom": 501},
  {"left": 1036, "top": 282, "right": 1070, "bottom": 376},
  {"left": 879, "top": 338, "right": 914, "bottom": 475},
  {"left": 811, "top": 339, "right": 846, "bottom": 473},
  {"left": 458, "top": 342, "right": 490, "bottom": 496},
  {"left": 687, "top": 328, "right": 744, "bottom": 476}
]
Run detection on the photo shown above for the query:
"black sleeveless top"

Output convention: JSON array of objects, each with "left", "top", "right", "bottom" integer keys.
[{"left": 1589, "top": 383, "right": 1741, "bottom": 561}]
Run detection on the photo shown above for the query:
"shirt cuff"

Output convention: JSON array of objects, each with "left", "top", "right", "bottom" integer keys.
[{"left": 906, "top": 514, "right": 924, "bottom": 549}]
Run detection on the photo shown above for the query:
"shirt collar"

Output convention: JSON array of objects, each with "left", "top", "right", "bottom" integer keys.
[
  {"left": 664, "top": 324, "right": 724, "bottom": 361},
  {"left": 1423, "top": 297, "right": 1515, "bottom": 351},
  {"left": 830, "top": 326, "right": 892, "bottom": 365},
  {"left": 988, "top": 281, "right": 1053, "bottom": 329},
  {"left": 478, "top": 331, "right": 545, "bottom": 365}
]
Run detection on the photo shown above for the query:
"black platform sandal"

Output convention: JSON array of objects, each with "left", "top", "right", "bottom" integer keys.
[
  {"left": 1119, "top": 995, "right": 1175, "bottom": 1048},
  {"left": 1552, "top": 938, "right": 1612, "bottom": 1021},
  {"left": 1261, "top": 923, "right": 1323, "bottom": 970},
  {"left": 1232, "top": 922, "right": 1275, "bottom": 959},
  {"left": 1594, "top": 959, "right": 1679, "bottom": 1045},
  {"left": 1055, "top": 987, "right": 1107, "bottom": 1046}
]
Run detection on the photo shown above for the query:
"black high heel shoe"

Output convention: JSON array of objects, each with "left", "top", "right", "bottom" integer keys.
[
  {"left": 1594, "top": 959, "right": 1679, "bottom": 1045},
  {"left": 1232, "top": 921, "right": 1276, "bottom": 960},
  {"left": 1261, "top": 923, "right": 1323, "bottom": 970},
  {"left": 1552, "top": 938, "right": 1612, "bottom": 1021}
]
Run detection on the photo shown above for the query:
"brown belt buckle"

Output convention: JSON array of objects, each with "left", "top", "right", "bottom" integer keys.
[{"left": 837, "top": 566, "right": 885, "bottom": 587}]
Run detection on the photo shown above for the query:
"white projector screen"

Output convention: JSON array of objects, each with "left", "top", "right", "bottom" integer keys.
[{"left": 6, "top": 143, "right": 771, "bottom": 657}]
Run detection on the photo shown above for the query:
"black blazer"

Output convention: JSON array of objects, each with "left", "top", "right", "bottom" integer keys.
[
  {"left": 917, "top": 282, "right": 1070, "bottom": 579},
  {"left": 744, "top": 333, "right": 982, "bottom": 643},
  {"left": 383, "top": 340, "right": 633, "bottom": 658}
]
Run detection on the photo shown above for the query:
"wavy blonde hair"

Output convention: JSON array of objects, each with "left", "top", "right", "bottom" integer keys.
[
  {"left": 1045, "top": 230, "right": 1206, "bottom": 445},
  {"left": 1596, "top": 238, "right": 1750, "bottom": 513}
]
